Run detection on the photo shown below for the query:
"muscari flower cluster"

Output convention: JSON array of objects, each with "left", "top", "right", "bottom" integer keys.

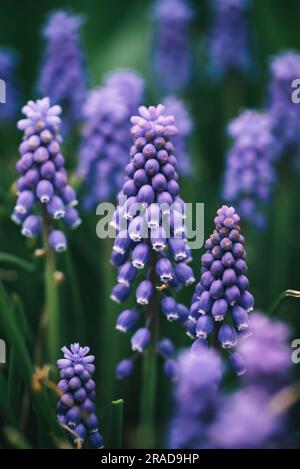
[
  {"left": 163, "top": 96, "right": 193, "bottom": 177},
  {"left": 38, "top": 10, "right": 88, "bottom": 133},
  {"left": 12, "top": 97, "right": 80, "bottom": 252},
  {"left": 188, "top": 205, "right": 254, "bottom": 363},
  {"left": 268, "top": 51, "right": 300, "bottom": 167},
  {"left": 169, "top": 313, "right": 293, "bottom": 449},
  {"left": 152, "top": 0, "right": 194, "bottom": 93},
  {"left": 206, "top": 312, "right": 293, "bottom": 449},
  {"left": 57, "top": 343, "right": 104, "bottom": 449},
  {"left": 0, "top": 47, "right": 20, "bottom": 122},
  {"left": 111, "top": 104, "right": 194, "bottom": 380},
  {"left": 78, "top": 69, "right": 144, "bottom": 209},
  {"left": 222, "top": 110, "right": 278, "bottom": 228},
  {"left": 168, "top": 345, "right": 222, "bottom": 449},
  {"left": 208, "top": 0, "right": 252, "bottom": 78}
]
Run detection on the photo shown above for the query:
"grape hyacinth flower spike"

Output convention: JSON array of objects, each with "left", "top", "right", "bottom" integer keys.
[
  {"left": 222, "top": 110, "right": 278, "bottom": 228},
  {"left": 57, "top": 343, "right": 104, "bottom": 449},
  {"left": 163, "top": 96, "right": 193, "bottom": 177},
  {"left": 188, "top": 205, "right": 254, "bottom": 366},
  {"left": 152, "top": 0, "right": 194, "bottom": 93},
  {"left": 38, "top": 10, "right": 88, "bottom": 133},
  {"left": 12, "top": 97, "right": 81, "bottom": 252},
  {"left": 78, "top": 69, "right": 144, "bottom": 208},
  {"left": 268, "top": 51, "right": 300, "bottom": 168},
  {"left": 207, "top": 0, "right": 253, "bottom": 78},
  {"left": 112, "top": 104, "right": 194, "bottom": 379},
  {"left": 0, "top": 47, "right": 20, "bottom": 122}
]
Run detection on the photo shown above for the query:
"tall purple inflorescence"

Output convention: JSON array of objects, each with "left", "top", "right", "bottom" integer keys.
[
  {"left": 12, "top": 97, "right": 80, "bottom": 252},
  {"left": 207, "top": 313, "right": 293, "bottom": 448},
  {"left": 222, "top": 110, "right": 278, "bottom": 228},
  {"left": 78, "top": 70, "right": 144, "bottom": 209},
  {"left": 0, "top": 47, "right": 20, "bottom": 122},
  {"left": 112, "top": 104, "right": 194, "bottom": 378},
  {"left": 236, "top": 312, "right": 292, "bottom": 391},
  {"left": 38, "top": 10, "right": 88, "bottom": 133},
  {"left": 268, "top": 51, "right": 300, "bottom": 167},
  {"left": 168, "top": 346, "right": 222, "bottom": 449},
  {"left": 188, "top": 205, "right": 254, "bottom": 360},
  {"left": 57, "top": 343, "right": 104, "bottom": 449},
  {"left": 163, "top": 96, "right": 193, "bottom": 177},
  {"left": 208, "top": 0, "right": 252, "bottom": 78},
  {"left": 152, "top": 0, "right": 194, "bottom": 93},
  {"left": 168, "top": 313, "right": 293, "bottom": 448}
]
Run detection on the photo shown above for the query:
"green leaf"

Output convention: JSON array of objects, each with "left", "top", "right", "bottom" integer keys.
[
  {"left": 0, "top": 367, "right": 16, "bottom": 425},
  {"left": 0, "top": 252, "right": 35, "bottom": 273}
]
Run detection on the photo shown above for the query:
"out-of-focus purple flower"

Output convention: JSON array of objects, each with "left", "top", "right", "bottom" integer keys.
[
  {"left": 111, "top": 104, "right": 194, "bottom": 379},
  {"left": 208, "top": 0, "right": 253, "bottom": 78},
  {"left": 0, "top": 47, "right": 20, "bottom": 122},
  {"left": 237, "top": 312, "right": 292, "bottom": 391},
  {"left": 206, "top": 387, "right": 285, "bottom": 448},
  {"left": 188, "top": 205, "right": 254, "bottom": 357},
  {"left": 163, "top": 96, "right": 193, "bottom": 177},
  {"left": 12, "top": 97, "right": 80, "bottom": 251},
  {"left": 152, "top": 0, "right": 194, "bottom": 93},
  {"left": 168, "top": 346, "right": 222, "bottom": 449},
  {"left": 222, "top": 110, "right": 278, "bottom": 228},
  {"left": 56, "top": 343, "right": 104, "bottom": 449},
  {"left": 268, "top": 51, "right": 300, "bottom": 166},
  {"left": 78, "top": 69, "right": 144, "bottom": 209},
  {"left": 38, "top": 10, "right": 88, "bottom": 133}
]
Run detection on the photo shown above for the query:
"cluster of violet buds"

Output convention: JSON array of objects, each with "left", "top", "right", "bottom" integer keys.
[
  {"left": 163, "top": 96, "right": 193, "bottom": 177},
  {"left": 111, "top": 104, "right": 194, "bottom": 379},
  {"left": 0, "top": 47, "right": 20, "bottom": 122},
  {"left": 268, "top": 50, "right": 300, "bottom": 167},
  {"left": 207, "top": 0, "right": 253, "bottom": 78},
  {"left": 12, "top": 97, "right": 80, "bottom": 252},
  {"left": 168, "top": 345, "right": 222, "bottom": 449},
  {"left": 152, "top": 0, "right": 194, "bottom": 93},
  {"left": 222, "top": 110, "right": 278, "bottom": 228},
  {"left": 78, "top": 69, "right": 144, "bottom": 209},
  {"left": 38, "top": 10, "right": 88, "bottom": 133},
  {"left": 188, "top": 205, "right": 254, "bottom": 364},
  {"left": 57, "top": 343, "right": 104, "bottom": 449},
  {"left": 169, "top": 313, "right": 293, "bottom": 449}
]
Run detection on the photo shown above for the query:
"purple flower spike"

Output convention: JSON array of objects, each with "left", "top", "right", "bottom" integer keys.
[
  {"left": 208, "top": 0, "right": 253, "bottom": 78},
  {"left": 111, "top": 104, "right": 194, "bottom": 376},
  {"left": 163, "top": 97, "right": 193, "bottom": 177},
  {"left": 38, "top": 10, "right": 88, "bottom": 133},
  {"left": 168, "top": 348, "right": 221, "bottom": 449},
  {"left": 12, "top": 97, "right": 80, "bottom": 252},
  {"left": 152, "top": 0, "right": 194, "bottom": 93},
  {"left": 223, "top": 110, "right": 277, "bottom": 227},
  {"left": 188, "top": 205, "right": 254, "bottom": 354},
  {"left": 78, "top": 69, "right": 144, "bottom": 208},
  {"left": 56, "top": 343, "right": 104, "bottom": 448},
  {"left": 0, "top": 47, "right": 20, "bottom": 122},
  {"left": 268, "top": 51, "right": 300, "bottom": 168}
]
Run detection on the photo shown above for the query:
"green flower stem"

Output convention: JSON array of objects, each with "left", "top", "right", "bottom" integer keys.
[
  {"left": 270, "top": 289, "right": 300, "bottom": 316},
  {"left": 138, "top": 254, "right": 158, "bottom": 449},
  {"left": 110, "top": 399, "right": 124, "bottom": 449},
  {"left": 42, "top": 215, "right": 60, "bottom": 363}
]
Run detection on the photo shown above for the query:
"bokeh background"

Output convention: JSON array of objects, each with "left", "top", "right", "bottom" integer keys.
[{"left": 0, "top": 0, "right": 300, "bottom": 449}]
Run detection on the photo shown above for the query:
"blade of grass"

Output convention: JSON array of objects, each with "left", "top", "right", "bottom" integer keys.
[
  {"left": 0, "top": 252, "right": 35, "bottom": 273},
  {"left": 0, "top": 367, "right": 16, "bottom": 425}
]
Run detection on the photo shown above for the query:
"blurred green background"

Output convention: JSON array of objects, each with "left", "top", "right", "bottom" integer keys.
[{"left": 0, "top": 0, "right": 300, "bottom": 448}]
